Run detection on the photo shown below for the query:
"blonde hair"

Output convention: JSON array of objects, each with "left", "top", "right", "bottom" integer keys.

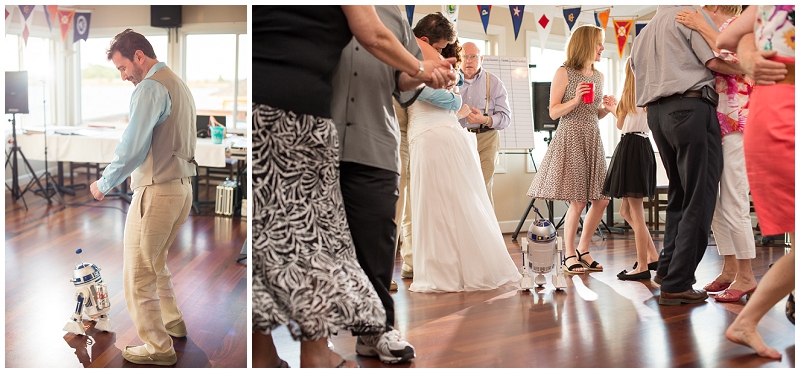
[
  {"left": 616, "top": 58, "right": 637, "bottom": 123},
  {"left": 564, "top": 24, "right": 604, "bottom": 71},
  {"left": 715, "top": 6, "right": 743, "bottom": 17}
]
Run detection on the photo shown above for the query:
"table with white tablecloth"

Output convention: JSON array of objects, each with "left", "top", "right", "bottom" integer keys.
[{"left": 12, "top": 126, "right": 246, "bottom": 209}]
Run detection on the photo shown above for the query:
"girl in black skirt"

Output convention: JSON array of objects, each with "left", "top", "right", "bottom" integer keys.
[{"left": 603, "top": 58, "right": 660, "bottom": 280}]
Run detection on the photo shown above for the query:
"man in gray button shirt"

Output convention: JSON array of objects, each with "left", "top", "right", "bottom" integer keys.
[
  {"left": 330, "top": 5, "right": 456, "bottom": 364},
  {"left": 631, "top": 5, "right": 743, "bottom": 306}
]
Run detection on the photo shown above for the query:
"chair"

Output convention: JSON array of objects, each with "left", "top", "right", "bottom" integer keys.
[
  {"left": 68, "top": 162, "right": 101, "bottom": 190},
  {"left": 201, "top": 158, "right": 238, "bottom": 199},
  {"left": 643, "top": 185, "right": 669, "bottom": 232}
]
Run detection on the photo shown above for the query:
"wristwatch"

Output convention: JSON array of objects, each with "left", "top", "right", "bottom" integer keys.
[{"left": 412, "top": 61, "right": 424, "bottom": 79}]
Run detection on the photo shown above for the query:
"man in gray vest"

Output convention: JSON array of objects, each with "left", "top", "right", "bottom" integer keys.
[
  {"left": 458, "top": 42, "right": 511, "bottom": 206},
  {"left": 331, "top": 6, "right": 455, "bottom": 365},
  {"left": 631, "top": 6, "right": 743, "bottom": 306},
  {"left": 90, "top": 29, "right": 196, "bottom": 366}
]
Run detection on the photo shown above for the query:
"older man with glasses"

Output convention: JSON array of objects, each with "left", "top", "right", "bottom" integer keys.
[{"left": 458, "top": 42, "right": 511, "bottom": 206}]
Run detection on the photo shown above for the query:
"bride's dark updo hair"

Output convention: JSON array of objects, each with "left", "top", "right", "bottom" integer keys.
[{"left": 441, "top": 38, "right": 462, "bottom": 71}]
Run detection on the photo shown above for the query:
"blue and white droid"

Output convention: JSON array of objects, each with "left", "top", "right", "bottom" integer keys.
[
  {"left": 520, "top": 217, "right": 567, "bottom": 291},
  {"left": 63, "top": 248, "right": 112, "bottom": 335}
]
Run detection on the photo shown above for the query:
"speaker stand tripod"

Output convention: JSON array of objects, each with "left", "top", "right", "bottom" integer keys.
[{"left": 5, "top": 114, "right": 59, "bottom": 210}]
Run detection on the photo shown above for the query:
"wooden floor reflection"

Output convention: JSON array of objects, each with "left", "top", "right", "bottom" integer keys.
[
  {"left": 5, "top": 185, "right": 247, "bottom": 368},
  {"left": 273, "top": 230, "right": 794, "bottom": 368}
]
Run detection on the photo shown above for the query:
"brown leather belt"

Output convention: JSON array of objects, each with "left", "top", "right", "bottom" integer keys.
[
  {"left": 467, "top": 126, "right": 495, "bottom": 134},
  {"left": 777, "top": 62, "right": 795, "bottom": 85},
  {"left": 653, "top": 89, "right": 702, "bottom": 105}
]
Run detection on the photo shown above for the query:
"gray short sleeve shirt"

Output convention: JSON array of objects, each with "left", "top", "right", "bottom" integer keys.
[
  {"left": 330, "top": 5, "right": 423, "bottom": 173},
  {"left": 630, "top": 6, "right": 717, "bottom": 107}
]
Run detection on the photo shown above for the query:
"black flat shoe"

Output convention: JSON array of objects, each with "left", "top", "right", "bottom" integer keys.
[
  {"left": 632, "top": 261, "right": 658, "bottom": 271},
  {"left": 618, "top": 270, "right": 652, "bottom": 281}
]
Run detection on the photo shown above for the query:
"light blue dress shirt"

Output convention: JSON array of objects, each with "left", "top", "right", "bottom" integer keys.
[{"left": 97, "top": 62, "right": 172, "bottom": 194}]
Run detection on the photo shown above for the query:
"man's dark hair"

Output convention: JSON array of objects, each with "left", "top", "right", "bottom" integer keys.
[
  {"left": 413, "top": 12, "right": 457, "bottom": 44},
  {"left": 106, "top": 29, "right": 156, "bottom": 61}
]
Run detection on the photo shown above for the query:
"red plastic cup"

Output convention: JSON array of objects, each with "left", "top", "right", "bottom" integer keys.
[{"left": 582, "top": 82, "right": 595, "bottom": 104}]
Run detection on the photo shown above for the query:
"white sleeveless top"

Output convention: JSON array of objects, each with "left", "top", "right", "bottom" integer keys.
[{"left": 620, "top": 108, "right": 650, "bottom": 136}]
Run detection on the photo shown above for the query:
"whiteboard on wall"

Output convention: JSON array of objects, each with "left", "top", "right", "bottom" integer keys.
[{"left": 480, "top": 56, "right": 534, "bottom": 149}]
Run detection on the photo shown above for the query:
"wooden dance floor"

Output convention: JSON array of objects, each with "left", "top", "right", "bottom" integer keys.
[
  {"left": 273, "top": 229, "right": 794, "bottom": 368},
  {"left": 5, "top": 184, "right": 247, "bottom": 368}
]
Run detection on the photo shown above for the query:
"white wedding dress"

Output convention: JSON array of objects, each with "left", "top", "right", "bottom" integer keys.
[{"left": 407, "top": 100, "right": 521, "bottom": 293}]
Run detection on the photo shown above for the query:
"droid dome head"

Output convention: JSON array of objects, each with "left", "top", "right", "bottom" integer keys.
[
  {"left": 72, "top": 262, "right": 103, "bottom": 287},
  {"left": 527, "top": 218, "right": 556, "bottom": 243}
]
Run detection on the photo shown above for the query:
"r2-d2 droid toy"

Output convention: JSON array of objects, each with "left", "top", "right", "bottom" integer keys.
[
  {"left": 63, "top": 248, "right": 112, "bottom": 335},
  {"left": 520, "top": 217, "right": 567, "bottom": 291}
]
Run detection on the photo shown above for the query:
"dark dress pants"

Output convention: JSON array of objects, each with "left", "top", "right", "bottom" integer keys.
[
  {"left": 340, "top": 161, "right": 399, "bottom": 332},
  {"left": 647, "top": 96, "right": 722, "bottom": 294}
]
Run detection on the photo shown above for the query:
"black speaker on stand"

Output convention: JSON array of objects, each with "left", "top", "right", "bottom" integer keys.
[
  {"left": 512, "top": 82, "right": 566, "bottom": 239},
  {"left": 5, "top": 71, "right": 56, "bottom": 210}
]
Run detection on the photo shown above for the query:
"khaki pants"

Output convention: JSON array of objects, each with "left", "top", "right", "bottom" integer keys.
[
  {"left": 475, "top": 130, "right": 500, "bottom": 206},
  {"left": 393, "top": 101, "right": 413, "bottom": 274},
  {"left": 124, "top": 177, "right": 192, "bottom": 354}
]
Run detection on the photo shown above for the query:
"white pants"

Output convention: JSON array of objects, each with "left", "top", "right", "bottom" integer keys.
[
  {"left": 124, "top": 177, "right": 192, "bottom": 354},
  {"left": 711, "top": 132, "right": 756, "bottom": 259}
]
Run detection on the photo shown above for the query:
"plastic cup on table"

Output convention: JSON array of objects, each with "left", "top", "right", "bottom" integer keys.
[{"left": 210, "top": 126, "right": 225, "bottom": 144}]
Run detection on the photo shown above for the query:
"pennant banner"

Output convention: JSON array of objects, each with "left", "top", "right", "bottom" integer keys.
[
  {"left": 613, "top": 19, "right": 634, "bottom": 58},
  {"left": 18, "top": 5, "right": 34, "bottom": 46},
  {"left": 477, "top": 5, "right": 491, "bottom": 33},
  {"left": 534, "top": 5, "right": 556, "bottom": 51},
  {"left": 45, "top": 5, "right": 58, "bottom": 31},
  {"left": 594, "top": 10, "right": 610, "bottom": 30},
  {"left": 563, "top": 7, "right": 581, "bottom": 33},
  {"left": 73, "top": 11, "right": 91, "bottom": 43},
  {"left": 509, "top": 5, "right": 524, "bottom": 41},
  {"left": 5, "top": 6, "right": 10, "bottom": 34},
  {"left": 635, "top": 22, "right": 648, "bottom": 36},
  {"left": 442, "top": 5, "right": 458, "bottom": 26},
  {"left": 58, "top": 9, "right": 75, "bottom": 44},
  {"left": 405, "top": 5, "right": 414, "bottom": 28}
]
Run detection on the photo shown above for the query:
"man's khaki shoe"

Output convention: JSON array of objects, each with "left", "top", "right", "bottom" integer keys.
[
  {"left": 122, "top": 345, "right": 177, "bottom": 366},
  {"left": 166, "top": 320, "right": 187, "bottom": 338}
]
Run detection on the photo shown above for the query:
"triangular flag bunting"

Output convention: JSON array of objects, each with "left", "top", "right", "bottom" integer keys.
[
  {"left": 477, "top": 5, "right": 491, "bottom": 33},
  {"left": 509, "top": 5, "right": 524, "bottom": 41},
  {"left": 563, "top": 7, "right": 581, "bottom": 33},
  {"left": 405, "top": 5, "right": 414, "bottom": 28},
  {"left": 4, "top": 6, "right": 12, "bottom": 33},
  {"left": 73, "top": 11, "right": 91, "bottom": 43},
  {"left": 58, "top": 9, "right": 75, "bottom": 44},
  {"left": 18, "top": 5, "right": 34, "bottom": 46},
  {"left": 635, "top": 21, "right": 648, "bottom": 36},
  {"left": 612, "top": 19, "right": 634, "bottom": 58},
  {"left": 48, "top": 5, "right": 58, "bottom": 30},
  {"left": 594, "top": 10, "right": 610, "bottom": 30},
  {"left": 534, "top": 5, "right": 556, "bottom": 51},
  {"left": 442, "top": 5, "right": 458, "bottom": 26}
]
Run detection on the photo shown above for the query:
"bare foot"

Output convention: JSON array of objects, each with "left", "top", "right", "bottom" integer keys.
[
  {"left": 725, "top": 321, "right": 782, "bottom": 359},
  {"left": 301, "top": 348, "right": 359, "bottom": 368}
]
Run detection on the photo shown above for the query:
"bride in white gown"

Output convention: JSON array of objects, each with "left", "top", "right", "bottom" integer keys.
[{"left": 407, "top": 40, "right": 521, "bottom": 293}]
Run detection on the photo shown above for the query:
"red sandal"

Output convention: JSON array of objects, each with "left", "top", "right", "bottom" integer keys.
[{"left": 714, "top": 287, "right": 756, "bottom": 302}]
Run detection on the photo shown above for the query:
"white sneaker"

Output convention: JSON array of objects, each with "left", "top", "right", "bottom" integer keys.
[{"left": 355, "top": 329, "right": 415, "bottom": 364}]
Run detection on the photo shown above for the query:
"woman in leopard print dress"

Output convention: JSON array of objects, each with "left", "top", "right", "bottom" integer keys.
[{"left": 527, "top": 24, "right": 617, "bottom": 275}]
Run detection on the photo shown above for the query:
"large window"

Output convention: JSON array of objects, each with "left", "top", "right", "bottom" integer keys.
[
  {"left": 5, "top": 35, "right": 54, "bottom": 129},
  {"left": 184, "top": 32, "right": 248, "bottom": 131},
  {"left": 79, "top": 35, "right": 168, "bottom": 124},
  {"left": 528, "top": 45, "right": 615, "bottom": 159}
]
